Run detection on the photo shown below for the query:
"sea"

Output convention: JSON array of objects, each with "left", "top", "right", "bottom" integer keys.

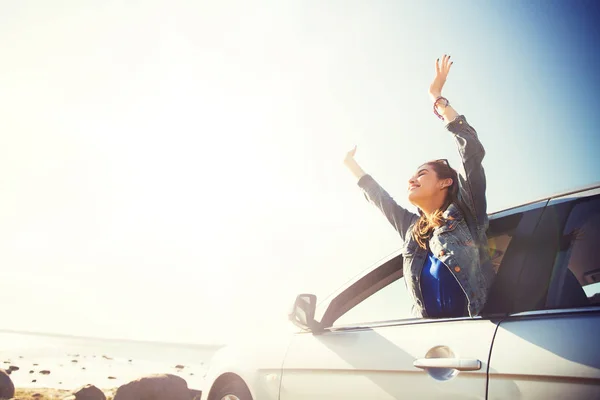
[{"left": 0, "top": 330, "right": 221, "bottom": 391}]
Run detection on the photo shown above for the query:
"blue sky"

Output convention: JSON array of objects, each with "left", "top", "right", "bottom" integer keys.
[{"left": 0, "top": 1, "right": 598, "bottom": 344}]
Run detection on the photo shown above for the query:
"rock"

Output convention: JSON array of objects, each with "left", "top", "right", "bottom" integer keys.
[
  {"left": 32, "top": 379, "right": 37, "bottom": 383},
  {"left": 113, "top": 374, "right": 190, "bottom": 400},
  {"left": 72, "top": 384, "right": 107, "bottom": 400},
  {"left": 108, "top": 376, "right": 116, "bottom": 380},
  {"left": 32, "top": 393, "right": 42, "bottom": 398},
  {"left": 0, "top": 369, "right": 15, "bottom": 400},
  {"left": 175, "top": 364, "right": 184, "bottom": 369},
  {"left": 8, "top": 366, "right": 19, "bottom": 372},
  {"left": 102, "top": 355, "right": 113, "bottom": 360},
  {"left": 29, "top": 370, "right": 34, "bottom": 373},
  {"left": 39, "top": 370, "right": 51, "bottom": 375},
  {"left": 33, "top": 363, "right": 39, "bottom": 366},
  {"left": 72, "top": 359, "right": 79, "bottom": 363}
]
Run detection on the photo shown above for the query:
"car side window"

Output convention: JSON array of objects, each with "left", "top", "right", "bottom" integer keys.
[
  {"left": 547, "top": 194, "right": 600, "bottom": 308},
  {"left": 332, "top": 276, "right": 414, "bottom": 327}
]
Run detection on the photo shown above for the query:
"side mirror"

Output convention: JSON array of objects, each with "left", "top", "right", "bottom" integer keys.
[{"left": 289, "top": 293, "right": 319, "bottom": 331}]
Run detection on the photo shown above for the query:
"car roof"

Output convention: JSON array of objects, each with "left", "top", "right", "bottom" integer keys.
[{"left": 489, "top": 181, "right": 600, "bottom": 219}]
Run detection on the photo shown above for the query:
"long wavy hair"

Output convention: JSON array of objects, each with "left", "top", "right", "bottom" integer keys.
[{"left": 412, "top": 160, "right": 459, "bottom": 249}]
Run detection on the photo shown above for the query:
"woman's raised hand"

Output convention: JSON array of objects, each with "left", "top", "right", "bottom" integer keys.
[
  {"left": 344, "top": 145, "right": 357, "bottom": 163},
  {"left": 343, "top": 145, "right": 366, "bottom": 180},
  {"left": 429, "top": 54, "right": 453, "bottom": 101}
]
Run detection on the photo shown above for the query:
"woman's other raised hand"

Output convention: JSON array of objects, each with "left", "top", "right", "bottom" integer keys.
[
  {"left": 429, "top": 54, "right": 453, "bottom": 101},
  {"left": 344, "top": 145, "right": 366, "bottom": 180}
]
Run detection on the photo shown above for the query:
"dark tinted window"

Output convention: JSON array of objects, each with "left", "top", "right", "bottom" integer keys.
[
  {"left": 482, "top": 205, "right": 546, "bottom": 315},
  {"left": 547, "top": 193, "right": 600, "bottom": 309}
]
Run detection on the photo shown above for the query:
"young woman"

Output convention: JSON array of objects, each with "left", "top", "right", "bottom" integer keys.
[{"left": 344, "top": 55, "right": 495, "bottom": 318}]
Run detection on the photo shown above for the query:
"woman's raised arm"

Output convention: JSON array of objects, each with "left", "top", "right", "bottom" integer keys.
[
  {"left": 345, "top": 146, "right": 418, "bottom": 241},
  {"left": 429, "top": 55, "right": 488, "bottom": 228}
]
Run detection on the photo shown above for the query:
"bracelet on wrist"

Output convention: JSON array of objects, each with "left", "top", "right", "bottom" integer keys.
[{"left": 433, "top": 96, "right": 449, "bottom": 120}]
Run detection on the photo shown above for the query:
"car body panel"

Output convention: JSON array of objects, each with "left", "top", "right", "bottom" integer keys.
[
  {"left": 280, "top": 318, "right": 498, "bottom": 400},
  {"left": 200, "top": 335, "right": 292, "bottom": 400},
  {"left": 488, "top": 309, "right": 600, "bottom": 399}
]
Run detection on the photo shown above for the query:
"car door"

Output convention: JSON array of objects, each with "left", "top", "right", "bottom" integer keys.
[
  {"left": 279, "top": 201, "right": 546, "bottom": 400},
  {"left": 488, "top": 187, "right": 600, "bottom": 399}
]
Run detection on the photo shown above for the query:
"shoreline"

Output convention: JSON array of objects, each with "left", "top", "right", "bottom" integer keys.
[{"left": 0, "top": 329, "right": 224, "bottom": 351}]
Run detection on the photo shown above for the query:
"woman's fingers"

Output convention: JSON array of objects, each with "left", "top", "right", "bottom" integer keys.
[
  {"left": 344, "top": 145, "right": 357, "bottom": 164},
  {"left": 437, "top": 54, "right": 453, "bottom": 75},
  {"left": 446, "top": 55, "right": 452, "bottom": 71},
  {"left": 347, "top": 145, "right": 357, "bottom": 158}
]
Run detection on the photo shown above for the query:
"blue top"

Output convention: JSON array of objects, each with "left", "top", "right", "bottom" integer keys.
[{"left": 420, "top": 251, "right": 467, "bottom": 318}]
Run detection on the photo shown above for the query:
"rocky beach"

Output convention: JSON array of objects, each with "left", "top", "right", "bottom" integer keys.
[{"left": 0, "top": 331, "right": 220, "bottom": 399}]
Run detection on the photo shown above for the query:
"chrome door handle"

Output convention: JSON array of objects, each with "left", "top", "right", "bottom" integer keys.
[{"left": 413, "top": 358, "right": 481, "bottom": 371}]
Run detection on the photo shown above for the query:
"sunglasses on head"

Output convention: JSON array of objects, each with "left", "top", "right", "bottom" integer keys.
[{"left": 433, "top": 158, "right": 450, "bottom": 167}]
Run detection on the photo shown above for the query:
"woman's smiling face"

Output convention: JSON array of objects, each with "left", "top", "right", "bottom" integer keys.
[{"left": 407, "top": 163, "right": 443, "bottom": 204}]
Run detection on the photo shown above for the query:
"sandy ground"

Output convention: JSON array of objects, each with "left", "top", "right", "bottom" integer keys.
[
  {"left": 11, "top": 386, "right": 203, "bottom": 399},
  {"left": 2, "top": 353, "right": 205, "bottom": 390},
  {"left": 11, "top": 388, "right": 117, "bottom": 399}
]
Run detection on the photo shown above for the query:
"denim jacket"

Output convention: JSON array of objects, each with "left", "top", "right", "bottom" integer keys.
[{"left": 358, "top": 115, "right": 495, "bottom": 317}]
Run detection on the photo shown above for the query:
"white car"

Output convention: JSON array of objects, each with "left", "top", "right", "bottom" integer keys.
[{"left": 200, "top": 183, "right": 600, "bottom": 400}]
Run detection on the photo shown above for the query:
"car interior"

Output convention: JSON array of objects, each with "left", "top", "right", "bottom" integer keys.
[{"left": 554, "top": 207, "right": 600, "bottom": 307}]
